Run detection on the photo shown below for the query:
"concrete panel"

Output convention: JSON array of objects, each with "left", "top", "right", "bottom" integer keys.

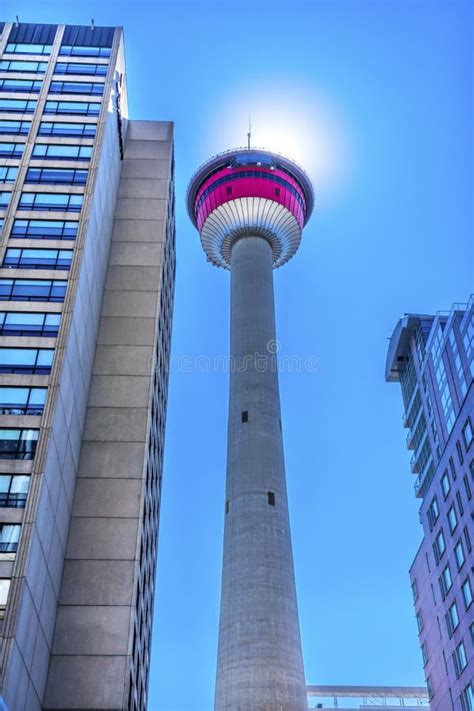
[
  {"left": 83, "top": 407, "right": 148, "bottom": 442},
  {"left": 93, "top": 345, "right": 154, "bottom": 376},
  {"left": 44, "top": 655, "right": 127, "bottom": 709},
  {"left": 101, "top": 290, "right": 158, "bottom": 318},
  {"left": 105, "top": 264, "right": 162, "bottom": 291},
  {"left": 126, "top": 120, "right": 172, "bottom": 141},
  {"left": 88, "top": 375, "right": 150, "bottom": 408},
  {"left": 2, "top": 640, "right": 29, "bottom": 711},
  {"left": 31, "top": 625, "right": 50, "bottom": 703},
  {"left": 78, "top": 441, "right": 146, "bottom": 478},
  {"left": 108, "top": 241, "right": 163, "bottom": 267},
  {"left": 98, "top": 316, "right": 157, "bottom": 346},
  {"left": 59, "top": 560, "right": 135, "bottom": 605},
  {"left": 121, "top": 159, "right": 170, "bottom": 179},
  {"left": 52, "top": 605, "right": 130, "bottom": 655},
  {"left": 114, "top": 197, "right": 167, "bottom": 221},
  {"left": 124, "top": 139, "right": 171, "bottom": 160},
  {"left": 112, "top": 218, "right": 165, "bottom": 242},
  {"left": 118, "top": 177, "right": 169, "bottom": 199},
  {"left": 72, "top": 478, "right": 142, "bottom": 518},
  {"left": 66, "top": 517, "right": 139, "bottom": 560}
]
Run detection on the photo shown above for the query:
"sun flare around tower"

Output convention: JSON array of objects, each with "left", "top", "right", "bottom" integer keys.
[{"left": 187, "top": 147, "right": 314, "bottom": 710}]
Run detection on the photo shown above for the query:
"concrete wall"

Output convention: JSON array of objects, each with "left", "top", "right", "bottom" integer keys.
[{"left": 44, "top": 120, "right": 174, "bottom": 710}]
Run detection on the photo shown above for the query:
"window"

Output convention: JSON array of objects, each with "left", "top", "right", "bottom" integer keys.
[
  {"left": 0, "top": 579, "right": 11, "bottom": 619},
  {"left": 0, "top": 143, "right": 24, "bottom": 158},
  {"left": 0, "top": 167, "right": 18, "bottom": 184},
  {"left": 421, "top": 642, "right": 429, "bottom": 666},
  {"left": 449, "top": 456, "right": 457, "bottom": 480},
  {"left": 0, "top": 312, "right": 61, "bottom": 337},
  {"left": 0, "top": 429, "right": 39, "bottom": 460},
  {"left": 43, "top": 100, "right": 101, "bottom": 116},
  {"left": 54, "top": 62, "right": 107, "bottom": 76},
  {"left": 268, "top": 492, "right": 275, "bottom": 506},
  {"left": 5, "top": 43, "right": 52, "bottom": 55},
  {"left": 457, "top": 440, "right": 465, "bottom": 465},
  {"left": 59, "top": 45, "right": 111, "bottom": 58},
  {"left": 426, "top": 676, "right": 433, "bottom": 701},
  {"left": 463, "top": 420, "right": 473, "bottom": 450},
  {"left": 0, "top": 279, "right": 67, "bottom": 302},
  {"left": 18, "top": 192, "right": 83, "bottom": 212},
  {"left": 448, "top": 505, "right": 458, "bottom": 534},
  {"left": 11, "top": 219, "right": 78, "bottom": 240},
  {"left": 0, "top": 348, "right": 54, "bottom": 374},
  {"left": 464, "top": 526, "right": 472, "bottom": 553},
  {"left": 3, "top": 248, "right": 73, "bottom": 270},
  {"left": 416, "top": 611, "right": 423, "bottom": 633},
  {"left": 0, "top": 192, "right": 12, "bottom": 210},
  {"left": 32, "top": 143, "right": 93, "bottom": 160},
  {"left": 453, "top": 641, "right": 468, "bottom": 677},
  {"left": 0, "top": 60, "right": 47, "bottom": 73},
  {"left": 441, "top": 471, "right": 451, "bottom": 498},
  {"left": 225, "top": 500, "right": 229, "bottom": 514},
  {"left": 241, "top": 410, "right": 248, "bottom": 423},
  {"left": 0, "top": 120, "right": 31, "bottom": 135},
  {"left": 461, "top": 684, "right": 474, "bottom": 711},
  {"left": 455, "top": 540, "right": 466, "bottom": 570},
  {"left": 440, "top": 564, "right": 453, "bottom": 598},
  {"left": 0, "top": 79, "right": 42, "bottom": 93},
  {"left": 446, "top": 601, "right": 460, "bottom": 636},
  {"left": 25, "top": 168, "right": 88, "bottom": 185},
  {"left": 434, "top": 529, "right": 446, "bottom": 563},
  {"left": 462, "top": 578, "right": 473, "bottom": 609},
  {"left": 464, "top": 475, "right": 472, "bottom": 501},
  {"left": 38, "top": 121, "right": 96, "bottom": 138},
  {"left": 0, "top": 98, "right": 37, "bottom": 114},
  {"left": 0, "top": 475, "right": 29, "bottom": 508},
  {"left": 457, "top": 490, "right": 464, "bottom": 516},
  {"left": 0, "top": 387, "right": 47, "bottom": 416},
  {"left": 49, "top": 81, "right": 104, "bottom": 96},
  {"left": 411, "top": 579, "right": 418, "bottom": 603},
  {"left": 0, "top": 524, "right": 20, "bottom": 553}
]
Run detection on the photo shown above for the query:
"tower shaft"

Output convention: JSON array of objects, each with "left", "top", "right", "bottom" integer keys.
[{"left": 215, "top": 236, "right": 307, "bottom": 710}]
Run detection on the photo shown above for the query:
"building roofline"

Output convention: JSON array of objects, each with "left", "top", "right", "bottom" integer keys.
[{"left": 385, "top": 314, "right": 431, "bottom": 383}]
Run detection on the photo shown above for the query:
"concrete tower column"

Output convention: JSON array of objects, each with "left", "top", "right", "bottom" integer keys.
[{"left": 214, "top": 235, "right": 307, "bottom": 711}]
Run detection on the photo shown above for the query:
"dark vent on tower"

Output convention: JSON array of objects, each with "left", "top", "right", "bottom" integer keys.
[
  {"left": 241, "top": 410, "right": 248, "bottom": 423},
  {"left": 268, "top": 492, "right": 275, "bottom": 506}
]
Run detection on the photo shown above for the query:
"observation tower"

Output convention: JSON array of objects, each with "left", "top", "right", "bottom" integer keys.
[{"left": 187, "top": 147, "right": 314, "bottom": 711}]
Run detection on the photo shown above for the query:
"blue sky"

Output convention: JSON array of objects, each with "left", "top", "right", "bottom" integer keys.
[{"left": 8, "top": 0, "right": 473, "bottom": 708}]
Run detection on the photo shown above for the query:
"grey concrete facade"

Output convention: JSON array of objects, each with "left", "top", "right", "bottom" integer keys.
[
  {"left": 0, "top": 22, "right": 175, "bottom": 711},
  {"left": 215, "top": 236, "right": 307, "bottom": 710}
]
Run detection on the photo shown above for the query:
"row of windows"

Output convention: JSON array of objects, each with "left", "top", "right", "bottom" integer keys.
[
  {"left": 0, "top": 348, "right": 54, "bottom": 374},
  {"left": 0, "top": 312, "right": 60, "bottom": 337},
  {"left": 0, "top": 386, "right": 47, "bottom": 416},
  {"left": 0, "top": 120, "right": 96, "bottom": 139},
  {"left": 10, "top": 219, "right": 78, "bottom": 240},
  {"left": 3, "top": 248, "right": 73, "bottom": 270},
  {"left": 0, "top": 142, "right": 24, "bottom": 158},
  {"left": 0, "top": 429, "right": 38, "bottom": 459},
  {"left": 0, "top": 474, "right": 29, "bottom": 508},
  {"left": 32, "top": 143, "right": 92, "bottom": 160},
  {"left": 55, "top": 62, "right": 107, "bottom": 76},
  {"left": 0, "top": 524, "right": 20, "bottom": 551},
  {"left": 0, "top": 98, "right": 100, "bottom": 117},
  {"left": 0, "top": 167, "right": 18, "bottom": 184},
  {"left": 0, "top": 79, "right": 104, "bottom": 95},
  {"left": 0, "top": 279, "right": 67, "bottom": 302},
  {"left": 0, "top": 192, "right": 11, "bottom": 210},
  {"left": 17, "top": 193, "right": 83, "bottom": 212},
  {"left": 3, "top": 44, "right": 111, "bottom": 58},
  {"left": 0, "top": 60, "right": 48, "bottom": 73},
  {"left": 25, "top": 168, "right": 88, "bottom": 185}
]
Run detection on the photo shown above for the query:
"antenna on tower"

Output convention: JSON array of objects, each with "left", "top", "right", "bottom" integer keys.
[
  {"left": 15, "top": 15, "right": 20, "bottom": 27},
  {"left": 91, "top": 18, "right": 95, "bottom": 30},
  {"left": 247, "top": 116, "right": 251, "bottom": 149}
]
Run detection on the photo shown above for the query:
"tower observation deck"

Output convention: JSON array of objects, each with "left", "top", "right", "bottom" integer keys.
[{"left": 188, "top": 147, "right": 314, "bottom": 710}]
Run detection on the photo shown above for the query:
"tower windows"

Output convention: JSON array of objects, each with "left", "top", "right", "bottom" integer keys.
[
  {"left": 267, "top": 492, "right": 275, "bottom": 506},
  {"left": 241, "top": 410, "right": 248, "bottom": 423}
]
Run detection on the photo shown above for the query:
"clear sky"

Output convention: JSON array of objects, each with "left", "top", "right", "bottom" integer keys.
[{"left": 6, "top": 0, "right": 473, "bottom": 709}]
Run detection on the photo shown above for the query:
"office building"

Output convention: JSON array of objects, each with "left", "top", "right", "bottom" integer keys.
[
  {"left": 0, "top": 21, "right": 175, "bottom": 710},
  {"left": 187, "top": 148, "right": 314, "bottom": 710},
  {"left": 386, "top": 297, "right": 473, "bottom": 711}
]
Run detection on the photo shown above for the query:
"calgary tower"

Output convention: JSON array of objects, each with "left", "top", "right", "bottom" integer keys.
[{"left": 187, "top": 145, "right": 314, "bottom": 710}]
